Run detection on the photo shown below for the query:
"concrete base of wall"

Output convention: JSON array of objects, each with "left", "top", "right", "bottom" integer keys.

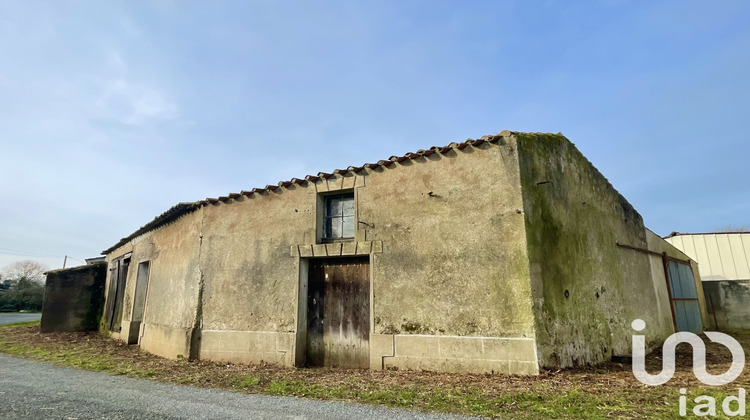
[
  {"left": 704, "top": 280, "right": 750, "bottom": 331},
  {"left": 112, "top": 320, "right": 149, "bottom": 347},
  {"left": 200, "top": 330, "right": 295, "bottom": 366},
  {"left": 128, "top": 326, "right": 539, "bottom": 374},
  {"left": 370, "top": 334, "right": 539, "bottom": 375},
  {"left": 124, "top": 326, "right": 541, "bottom": 374},
  {"left": 139, "top": 323, "right": 193, "bottom": 359}
]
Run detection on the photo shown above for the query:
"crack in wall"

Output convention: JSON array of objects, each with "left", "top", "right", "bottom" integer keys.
[{"left": 189, "top": 207, "right": 206, "bottom": 360}]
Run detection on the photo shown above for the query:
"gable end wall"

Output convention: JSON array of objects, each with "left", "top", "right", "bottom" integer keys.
[{"left": 516, "top": 133, "right": 677, "bottom": 368}]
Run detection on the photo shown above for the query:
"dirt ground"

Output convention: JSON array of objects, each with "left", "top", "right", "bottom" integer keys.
[{"left": 1, "top": 325, "right": 748, "bottom": 419}]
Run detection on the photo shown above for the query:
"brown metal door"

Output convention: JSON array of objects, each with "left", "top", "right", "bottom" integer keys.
[{"left": 307, "top": 257, "right": 370, "bottom": 368}]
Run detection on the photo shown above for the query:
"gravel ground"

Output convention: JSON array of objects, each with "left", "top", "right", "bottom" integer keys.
[
  {"left": 0, "top": 313, "right": 42, "bottom": 325},
  {"left": 0, "top": 354, "right": 481, "bottom": 420}
]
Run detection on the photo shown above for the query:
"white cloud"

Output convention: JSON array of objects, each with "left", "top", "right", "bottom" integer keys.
[
  {"left": 119, "top": 17, "right": 142, "bottom": 38},
  {"left": 90, "top": 48, "right": 179, "bottom": 126},
  {"left": 106, "top": 50, "right": 128, "bottom": 74}
]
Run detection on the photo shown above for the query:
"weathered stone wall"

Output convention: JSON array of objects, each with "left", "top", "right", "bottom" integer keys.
[
  {"left": 363, "top": 141, "right": 532, "bottom": 337},
  {"left": 194, "top": 137, "right": 538, "bottom": 372},
  {"left": 103, "top": 134, "right": 540, "bottom": 373},
  {"left": 703, "top": 280, "right": 750, "bottom": 331},
  {"left": 105, "top": 209, "right": 203, "bottom": 359},
  {"left": 196, "top": 185, "right": 316, "bottom": 365},
  {"left": 41, "top": 263, "right": 106, "bottom": 333},
  {"left": 361, "top": 138, "right": 538, "bottom": 374},
  {"left": 516, "top": 133, "right": 678, "bottom": 368}
]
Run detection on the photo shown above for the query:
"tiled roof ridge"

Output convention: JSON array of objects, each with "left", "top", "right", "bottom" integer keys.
[
  {"left": 102, "top": 130, "right": 560, "bottom": 255},
  {"left": 102, "top": 202, "right": 200, "bottom": 255},
  {"left": 201, "top": 130, "right": 530, "bottom": 205}
]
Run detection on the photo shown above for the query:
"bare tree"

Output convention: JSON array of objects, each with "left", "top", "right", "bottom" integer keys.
[
  {"left": 715, "top": 225, "right": 750, "bottom": 233},
  {"left": 0, "top": 260, "right": 47, "bottom": 311},
  {"left": 1, "top": 260, "right": 48, "bottom": 285}
]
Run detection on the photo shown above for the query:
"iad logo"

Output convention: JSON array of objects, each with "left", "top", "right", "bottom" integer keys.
[
  {"left": 631, "top": 319, "right": 747, "bottom": 417},
  {"left": 631, "top": 319, "right": 745, "bottom": 386}
]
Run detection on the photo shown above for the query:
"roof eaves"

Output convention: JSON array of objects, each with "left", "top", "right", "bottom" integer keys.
[
  {"left": 664, "top": 231, "right": 750, "bottom": 238},
  {"left": 101, "top": 202, "right": 200, "bottom": 255},
  {"left": 103, "top": 131, "right": 520, "bottom": 254}
]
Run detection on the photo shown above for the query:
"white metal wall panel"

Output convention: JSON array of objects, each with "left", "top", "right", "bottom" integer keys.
[
  {"left": 716, "top": 235, "right": 738, "bottom": 279},
  {"left": 729, "top": 235, "right": 750, "bottom": 280},
  {"left": 693, "top": 236, "right": 715, "bottom": 277},
  {"left": 665, "top": 233, "right": 750, "bottom": 282},
  {"left": 680, "top": 237, "right": 698, "bottom": 268}
]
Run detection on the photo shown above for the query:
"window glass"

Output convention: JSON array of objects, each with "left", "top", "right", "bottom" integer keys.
[
  {"left": 342, "top": 198, "right": 355, "bottom": 216},
  {"left": 328, "top": 198, "right": 343, "bottom": 217},
  {"left": 330, "top": 217, "right": 343, "bottom": 238},
  {"left": 324, "top": 193, "right": 354, "bottom": 239},
  {"left": 342, "top": 216, "right": 355, "bottom": 237}
]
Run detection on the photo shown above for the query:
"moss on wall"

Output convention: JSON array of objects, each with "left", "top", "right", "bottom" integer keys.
[{"left": 516, "top": 133, "right": 671, "bottom": 368}]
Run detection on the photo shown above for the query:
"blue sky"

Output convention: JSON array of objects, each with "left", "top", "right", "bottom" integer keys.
[{"left": 1, "top": 1, "right": 749, "bottom": 270}]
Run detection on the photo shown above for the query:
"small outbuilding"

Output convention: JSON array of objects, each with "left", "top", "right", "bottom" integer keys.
[
  {"left": 41, "top": 263, "right": 107, "bottom": 333},
  {"left": 99, "top": 131, "right": 707, "bottom": 374}
]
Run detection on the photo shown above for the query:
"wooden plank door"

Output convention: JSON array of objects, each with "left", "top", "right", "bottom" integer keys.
[{"left": 306, "top": 257, "right": 370, "bottom": 368}]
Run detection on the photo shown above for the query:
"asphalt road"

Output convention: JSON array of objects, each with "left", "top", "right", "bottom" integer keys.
[
  {"left": 0, "top": 313, "right": 42, "bottom": 325},
  {"left": 0, "top": 355, "right": 481, "bottom": 420}
]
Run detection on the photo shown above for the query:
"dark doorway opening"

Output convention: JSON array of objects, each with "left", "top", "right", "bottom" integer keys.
[{"left": 105, "top": 255, "right": 130, "bottom": 333}]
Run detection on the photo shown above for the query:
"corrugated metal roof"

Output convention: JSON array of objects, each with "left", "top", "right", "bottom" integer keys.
[
  {"left": 101, "top": 130, "right": 556, "bottom": 255},
  {"left": 665, "top": 233, "right": 750, "bottom": 281}
]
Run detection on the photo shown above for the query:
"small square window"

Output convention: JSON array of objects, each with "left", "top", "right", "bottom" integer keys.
[{"left": 324, "top": 193, "right": 355, "bottom": 240}]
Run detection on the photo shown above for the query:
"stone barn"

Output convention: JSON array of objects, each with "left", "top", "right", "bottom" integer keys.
[{"left": 100, "top": 131, "right": 707, "bottom": 375}]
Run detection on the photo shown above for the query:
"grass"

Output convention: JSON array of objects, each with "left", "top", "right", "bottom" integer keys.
[
  {"left": 0, "top": 320, "right": 42, "bottom": 328},
  {"left": 0, "top": 322, "right": 747, "bottom": 419}
]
